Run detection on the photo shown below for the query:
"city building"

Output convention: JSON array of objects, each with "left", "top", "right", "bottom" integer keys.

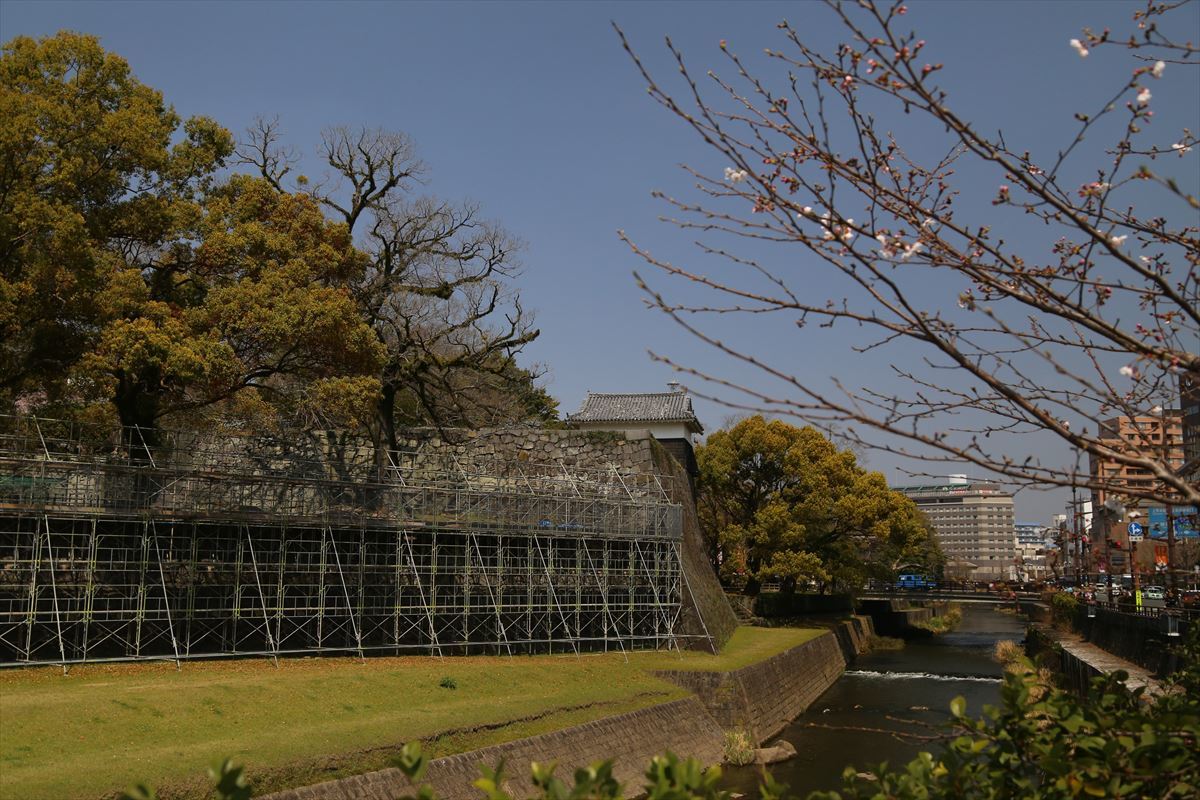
[
  {"left": 1015, "top": 522, "right": 1050, "bottom": 546},
  {"left": 893, "top": 476, "right": 1017, "bottom": 582},
  {"left": 1182, "top": 373, "right": 1199, "bottom": 482},
  {"left": 1088, "top": 410, "right": 1183, "bottom": 510},
  {"left": 1013, "top": 522, "right": 1053, "bottom": 583},
  {"left": 1087, "top": 411, "right": 1186, "bottom": 579}
]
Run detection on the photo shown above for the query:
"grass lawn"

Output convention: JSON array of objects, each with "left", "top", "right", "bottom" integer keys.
[{"left": 0, "top": 626, "right": 823, "bottom": 800}]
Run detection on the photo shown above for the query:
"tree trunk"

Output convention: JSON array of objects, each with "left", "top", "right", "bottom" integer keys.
[
  {"left": 743, "top": 552, "right": 762, "bottom": 595},
  {"left": 112, "top": 371, "right": 161, "bottom": 512},
  {"left": 113, "top": 371, "right": 161, "bottom": 457},
  {"left": 373, "top": 380, "right": 399, "bottom": 479}
]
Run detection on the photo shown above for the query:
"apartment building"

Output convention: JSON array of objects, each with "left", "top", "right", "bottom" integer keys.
[
  {"left": 1182, "top": 374, "right": 1199, "bottom": 482},
  {"left": 1089, "top": 411, "right": 1183, "bottom": 509},
  {"left": 1088, "top": 411, "right": 1186, "bottom": 577}
]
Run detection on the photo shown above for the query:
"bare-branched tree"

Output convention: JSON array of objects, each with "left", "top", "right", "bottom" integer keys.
[
  {"left": 239, "top": 121, "right": 544, "bottom": 454},
  {"left": 618, "top": 0, "right": 1198, "bottom": 508}
]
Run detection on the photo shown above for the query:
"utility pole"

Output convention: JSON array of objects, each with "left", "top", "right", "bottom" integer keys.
[
  {"left": 1166, "top": 502, "right": 1177, "bottom": 597},
  {"left": 1070, "top": 486, "right": 1083, "bottom": 586},
  {"left": 1158, "top": 403, "right": 1179, "bottom": 600}
]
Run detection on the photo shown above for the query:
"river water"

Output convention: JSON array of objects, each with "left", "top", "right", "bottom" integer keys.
[{"left": 722, "top": 606, "right": 1026, "bottom": 797}]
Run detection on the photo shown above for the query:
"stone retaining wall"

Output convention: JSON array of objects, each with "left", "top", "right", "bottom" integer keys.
[
  {"left": 827, "top": 615, "right": 875, "bottom": 660},
  {"left": 264, "top": 698, "right": 725, "bottom": 800},
  {"left": 263, "top": 625, "right": 852, "bottom": 800},
  {"left": 655, "top": 630, "right": 847, "bottom": 743}
]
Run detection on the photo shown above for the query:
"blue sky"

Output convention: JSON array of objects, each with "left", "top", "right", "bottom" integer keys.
[{"left": 4, "top": 0, "right": 1197, "bottom": 523}]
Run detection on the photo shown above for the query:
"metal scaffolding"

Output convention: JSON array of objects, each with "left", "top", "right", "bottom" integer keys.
[{"left": 0, "top": 416, "right": 684, "bottom": 667}]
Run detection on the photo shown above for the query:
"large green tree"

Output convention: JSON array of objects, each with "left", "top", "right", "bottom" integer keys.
[
  {"left": 1, "top": 33, "right": 389, "bottom": 440},
  {"left": 3, "top": 33, "right": 546, "bottom": 445},
  {"left": 82, "top": 174, "right": 386, "bottom": 435},
  {"left": 1, "top": 31, "right": 231, "bottom": 416},
  {"left": 697, "top": 416, "right": 939, "bottom": 593}
]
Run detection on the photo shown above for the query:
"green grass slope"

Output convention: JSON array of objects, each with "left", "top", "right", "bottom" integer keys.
[{"left": 0, "top": 626, "right": 823, "bottom": 799}]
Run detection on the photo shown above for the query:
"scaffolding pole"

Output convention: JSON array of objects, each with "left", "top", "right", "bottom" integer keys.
[
  {"left": 327, "top": 526, "right": 364, "bottom": 662},
  {"left": 243, "top": 525, "right": 279, "bottom": 667},
  {"left": 533, "top": 536, "right": 579, "bottom": 657},
  {"left": 0, "top": 414, "right": 685, "bottom": 667},
  {"left": 40, "top": 516, "right": 68, "bottom": 673},
  {"left": 150, "top": 520, "right": 182, "bottom": 669}
]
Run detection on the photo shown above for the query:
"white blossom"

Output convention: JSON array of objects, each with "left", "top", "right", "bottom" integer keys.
[
  {"left": 1110, "top": 234, "right": 1128, "bottom": 246},
  {"left": 724, "top": 167, "right": 749, "bottom": 183},
  {"left": 1136, "top": 86, "right": 1152, "bottom": 106},
  {"left": 900, "top": 241, "right": 924, "bottom": 261},
  {"left": 1119, "top": 365, "right": 1135, "bottom": 378},
  {"left": 816, "top": 212, "right": 855, "bottom": 242},
  {"left": 1151, "top": 60, "right": 1165, "bottom": 79},
  {"left": 1069, "top": 39, "right": 1088, "bottom": 58},
  {"left": 920, "top": 217, "right": 936, "bottom": 230},
  {"left": 1172, "top": 141, "right": 1192, "bottom": 156}
]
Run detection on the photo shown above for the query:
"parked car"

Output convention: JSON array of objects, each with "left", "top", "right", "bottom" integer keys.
[{"left": 1143, "top": 586, "right": 1165, "bottom": 600}]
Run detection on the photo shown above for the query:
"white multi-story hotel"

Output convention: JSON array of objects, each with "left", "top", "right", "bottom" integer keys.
[{"left": 894, "top": 476, "right": 1017, "bottom": 581}]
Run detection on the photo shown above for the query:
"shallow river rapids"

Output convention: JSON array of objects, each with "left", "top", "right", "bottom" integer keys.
[{"left": 721, "top": 605, "right": 1027, "bottom": 796}]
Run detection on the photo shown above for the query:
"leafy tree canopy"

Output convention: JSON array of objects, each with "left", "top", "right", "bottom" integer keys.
[
  {"left": 2, "top": 33, "right": 549, "bottom": 444},
  {"left": 1, "top": 31, "right": 231, "bottom": 415},
  {"left": 697, "top": 416, "right": 940, "bottom": 593}
]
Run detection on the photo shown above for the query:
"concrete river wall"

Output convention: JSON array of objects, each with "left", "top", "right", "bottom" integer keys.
[
  {"left": 858, "top": 599, "right": 948, "bottom": 636},
  {"left": 654, "top": 626, "right": 850, "bottom": 742},
  {"left": 265, "top": 622, "right": 862, "bottom": 800}
]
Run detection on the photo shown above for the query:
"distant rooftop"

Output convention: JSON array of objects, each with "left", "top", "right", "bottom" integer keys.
[
  {"left": 569, "top": 391, "right": 703, "bottom": 434},
  {"left": 893, "top": 482, "right": 1006, "bottom": 495}
]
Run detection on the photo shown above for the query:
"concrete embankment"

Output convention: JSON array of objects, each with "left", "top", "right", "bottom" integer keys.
[
  {"left": 654, "top": 624, "right": 852, "bottom": 743},
  {"left": 1064, "top": 607, "right": 1191, "bottom": 677},
  {"left": 1022, "top": 597, "right": 1187, "bottom": 688},
  {"left": 263, "top": 698, "right": 725, "bottom": 800},
  {"left": 858, "top": 599, "right": 948, "bottom": 637},
  {"left": 264, "top": 621, "right": 864, "bottom": 800},
  {"left": 1026, "top": 624, "right": 1166, "bottom": 697}
]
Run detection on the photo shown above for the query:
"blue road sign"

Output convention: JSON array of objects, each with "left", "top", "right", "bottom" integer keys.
[
  {"left": 1127, "top": 522, "right": 1144, "bottom": 539},
  {"left": 1147, "top": 506, "right": 1199, "bottom": 539}
]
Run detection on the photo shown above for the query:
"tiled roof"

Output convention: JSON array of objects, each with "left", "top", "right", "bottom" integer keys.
[{"left": 569, "top": 392, "right": 703, "bottom": 433}]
